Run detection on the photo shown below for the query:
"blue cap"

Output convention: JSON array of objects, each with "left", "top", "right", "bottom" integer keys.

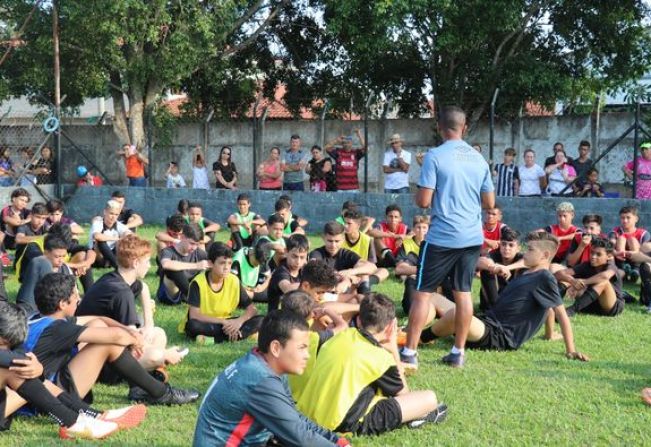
[{"left": 76, "top": 165, "right": 88, "bottom": 177}]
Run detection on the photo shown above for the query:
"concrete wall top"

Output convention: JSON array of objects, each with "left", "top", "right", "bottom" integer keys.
[{"left": 64, "top": 185, "right": 649, "bottom": 237}]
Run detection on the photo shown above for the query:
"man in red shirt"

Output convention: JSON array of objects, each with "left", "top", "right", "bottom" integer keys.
[{"left": 325, "top": 129, "right": 366, "bottom": 192}]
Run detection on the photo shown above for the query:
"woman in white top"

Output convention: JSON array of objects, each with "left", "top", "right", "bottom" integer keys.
[
  {"left": 544, "top": 149, "right": 576, "bottom": 196},
  {"left": 518, "top": 149, "right": 547, "bottom": 197},
  {"left": 192, "top": 145, "right": 210, "bottom": 189}
]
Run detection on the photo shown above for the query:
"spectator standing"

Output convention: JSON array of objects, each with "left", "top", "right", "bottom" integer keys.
[
  {"left": 382, "top": 133, "right": 411, "bottom": 194},
  {"left": 575, "top": 168, "right": 604, "bottom": 198},
  {"left": 281, "top": 135, "right": 307, "bottom": 191},
  {"left": 306, "top": 145, "right": 335, "bottom": 192},
  {"left": 117, "top": 143, "right": 148, "bottom": 187},
  {"left": 257, "top": 146, "right": 283, "bottom": 191},
  {"left": 325, "top": 128, "right": 367, "bottom": 192},
  {"left": 166, "top": 162, "right": 186, "bottom": 189},
  {"left": 0, "top": 147, "right": 15, "bottom": 187},
  {"left": 192, "top": 146, "right": 210, "bottom": 190},
  {"left": 518, "top": 149, "right": 546, "bottom": 197},
  {"left": 32, "top": 146, "right": 55, "bottom": 184},
  {"left": 213, "top": 146, "right": 238, "bottom": 189},
  {"left": 571, "top": 140, "right": 594, "bottom": 189},
  {"left": 75, "top": 166, "right": 103, "bottom": 187},
  {"left": 544, "top": 141, "right": 570, "bottom": 168},
  {"left": 493, "top": 147, "right": 520, "bottom": 197},
  {"left": 545, "top": 149, "right": 576, "bottom": 196},
  {"left": 623, "top": 142, "right": 651, "bottom": 199},
  {"left": 18, "top": 147, "right": 36, "bottom": 187}
]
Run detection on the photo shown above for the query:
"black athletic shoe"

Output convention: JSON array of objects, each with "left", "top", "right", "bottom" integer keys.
[
  {"left": 419, "top": 327, "right": 437, "bottom": 344},
  {"left": 128, "top": 384, "right": 200, "bottom": 405},
  {"left": 408, "top": 404, "right": 448, "bottom": 429}
]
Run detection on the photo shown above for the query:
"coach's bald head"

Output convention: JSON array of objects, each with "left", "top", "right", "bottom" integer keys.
[{"left": 438, "top": 106, "right": 467, "bottom": 136}]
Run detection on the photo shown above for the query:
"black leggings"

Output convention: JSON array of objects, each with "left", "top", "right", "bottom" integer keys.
[
  {"left": 185, "top": 315, "right": 264, "bottom": 343},
  {"left": 162, "top": 269, "right": 192, "bottom": 298},
  {"left": 96, "top": 241, "right": 118, "bottom": 269}
]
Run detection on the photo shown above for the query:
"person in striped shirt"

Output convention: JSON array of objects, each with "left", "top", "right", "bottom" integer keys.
[{"left": 492, "top": 147, "right": 520, "bottom": 197}]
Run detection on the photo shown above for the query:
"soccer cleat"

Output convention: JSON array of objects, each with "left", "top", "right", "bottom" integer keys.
[
  {"left": 407, "top": 404, "right": 449, "bottom": 429},
  {"left": 131, "top": 384, "right": 200, "bottom": 406},
  {"left": 59, "top": 413, "right": 119, "bottom": 440},
  {"left": 629, "top": 268, "right": 640, "bottom": 283},
  {"left": 100, "top": 404, "right": 147, "bottom": 429},
  {"left": 441, "top": 352, "right": 464, "bottom": 368},
  {"left": 399, "top": 349, "right": 419, "bottom": 371}
]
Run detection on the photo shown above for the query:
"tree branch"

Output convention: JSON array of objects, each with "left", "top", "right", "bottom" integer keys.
[{"left": 223, "top": 0, "right": 286, "bottom": 57}]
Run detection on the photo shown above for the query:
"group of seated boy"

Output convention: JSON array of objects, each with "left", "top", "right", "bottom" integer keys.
[{"left": 1, "top": 185, "right": 651, "bottom": 444}]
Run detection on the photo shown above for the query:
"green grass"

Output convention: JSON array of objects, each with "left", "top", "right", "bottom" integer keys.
[{"left": 3, "top": 225, "right": 651, "bottom": 446}]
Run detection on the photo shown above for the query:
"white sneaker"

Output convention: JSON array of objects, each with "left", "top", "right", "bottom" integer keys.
[{"left": 59, "top": 413, "right": 119, "bottom": 440}]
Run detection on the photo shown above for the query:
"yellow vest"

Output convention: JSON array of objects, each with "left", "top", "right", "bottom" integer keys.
[
  {"left": 401, "top": 237, "right": 420, "bottom": 257},
  {"left": 16, "top": 238, "right": 45, "bottom": 279},
  {"left": 342, "top": 233, "right": 372, "bottom": 261},
  {"left": 288, "top": 330, "right": 320, "bottom": 403},
  {"left": 177, "top": 272, "right": 240, "bottom": 333},
  {"left": 296, "top": 328, "right": 395, "bottom": 431}
]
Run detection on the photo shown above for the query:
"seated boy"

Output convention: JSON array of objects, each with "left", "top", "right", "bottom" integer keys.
[
  {"left": 368, "top": 204, "right": 410, "bottom": 268},
  {"left": 395, "top": 215, "right": 429, "bottom": 315},
  {"left": 186, "top": 202, "right": 221, "bottom": 247},
  {"left": 279, "top": 194, "right": 309, "bottom": 228},
  {"left": 16, "top": 234, "right": 73, "bottom": 316},
  {"left": 231, "top": 239, "right": 273, "bottom": 302},
  {"left": 111, "top": 190, "right": 144, "bottom": 231},
  {"left": 282, "top": 290, "right": 347, "bottom": 402},
  {"left": 541, "top": 201, "right": 578, "bottom": 264},
  {"left": 609, "top": 205, "right": 650, "bottom": 282},
  {"left": 1, "top": 187, "right": 31, "bottom": 250},
  {"left": 89, "top": 200, "right": 132, "bottom": 268},
  {"left": 335, "top": 200, "right": 374, "bottom": 233},
  {"left": 420, "top": 232, "right": 589, "bottom": 364},
  {"left": 193, "top": 310, "right": 350, "bottom": 447},
  {"left": 77, "top": 235, "right": 186, "bottom": 371},
  {"left": 297, "top": 294, "right": 447, "bottom": 435},
  {"left": 272, "top": 198, "right": 305, "bottom": 236},
  {"left": 342, "top": 209, "right": 389, "bottom": 283},
  {"left": 0, "top": 301, "right": 137, "bottom": 439},
  {"left": 227, "top": 193, "right": 265, "bottom": 251},
  {"left": 566, "top": 214, "right": 606, "bottom": 267},
  {"left": 180, "top": 242, "right": 263, "bottom": 344},
  {"left": 260, "top": 213, "right": 288, "bottom": 270},
  {"left": 481, "top": 205, "right": 510, "bottom": 254},
  {"left": 309, "top": 222, "right": 377, "bottom": 295},
  {"left": 477, "top": 229, "right": 524, "bottom": 312},
  {"left": 46, "top": 198, "right": 84, "bottom": 238},
  {"left": 157, "top": 223, "right": 210, "bottom": 305},
  {"left": 155, "top": 214, "right": 185, "bottom": 255},
  {"left": 555, "top": 238, "right": 624, "bottom": 317},
  {"left": 29, "top": 273, "right": 199, "bottom": 406},
  {"left": 267, "top": 234, "right": 309, "bottom": 312},
  {"left": 14, "top": 202, "right": 48, "bottom": 265}
]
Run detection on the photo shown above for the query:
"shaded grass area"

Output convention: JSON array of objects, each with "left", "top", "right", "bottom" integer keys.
[{"left": 2, "top": 225, "right": 651, "bottom": 446}]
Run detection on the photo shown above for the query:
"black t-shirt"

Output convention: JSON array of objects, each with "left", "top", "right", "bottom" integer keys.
[
  {"left": 159, "top": 246, "right": 207, "bottom": 279},
  {"left": 118, "top": 208, "right": 135, "bottom": 226},
  {"left": 488, "top": 251, "right": 525, "bottom": 286},
  {"left": 212, "top": 162, "right": 237, "bottom": 188},
  {"left": 32, "top": 317, "right": 86, "bottom": 378},
  {"left": 571, "top": 158, "right": 593, "bottom": 184},
  {"left": 483, "top": 270, "right": 563, "bottom": 349},
  {"left": 309, "top": 247, "right": 360, "bottom": 271},
  {"left": 76, "top": 271, "right": 142, "bottom": 326},
  {"left": 572, "top": 261, "right": 623, "bottom": 300},
  {"left": 187, "top": 272, "right": 251, "bottom": 309},
  {"left": 268, "top": 262, "right": 301, "bottom": 307},
  {"left": 15, "top": 223, "right": 46, "bottom": 261}
]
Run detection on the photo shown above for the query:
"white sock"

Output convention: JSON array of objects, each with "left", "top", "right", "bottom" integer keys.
[
  {"left": 450, "top": 346, "right": 464, "bottom": 355},
  {"left": 401, "top": 347, "right": 417, "bottom": 357}
]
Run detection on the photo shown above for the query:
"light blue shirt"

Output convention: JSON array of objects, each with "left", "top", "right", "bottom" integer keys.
[{"left": 418, "top": 139, "right": 494, "bottom": 248}]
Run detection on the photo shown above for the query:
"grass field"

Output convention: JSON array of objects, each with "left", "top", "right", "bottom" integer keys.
[{"left": 3, "top": 225, "right": 651, "bottom": 446}]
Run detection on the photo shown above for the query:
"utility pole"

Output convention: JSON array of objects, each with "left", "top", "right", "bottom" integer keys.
[{"left": 53, "top": 0, "right": 62, "bottom": 197}]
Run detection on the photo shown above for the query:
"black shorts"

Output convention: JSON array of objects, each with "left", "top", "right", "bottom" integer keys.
[
  {"left": 583, "top": 298, "right": 625, "bottom": 317},
  {"left": 355, "top": 397, "right": 402, "bottom": 436},
  {"left": 466, "top": 319, "right": 511, "bottom": 351},
  {"left": 415, "top": 242, "right": 481, "bottom": 293},
  {"left": 0, "top": 389, "right": 10, "bottom": 431}
]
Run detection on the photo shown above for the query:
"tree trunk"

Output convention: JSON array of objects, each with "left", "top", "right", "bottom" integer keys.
[
  {"left": 110, "top": 71, "right": 130, "bottom": 145},
  {"left": 128, "top": 82, "right": 147, "bottom": 150}
]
